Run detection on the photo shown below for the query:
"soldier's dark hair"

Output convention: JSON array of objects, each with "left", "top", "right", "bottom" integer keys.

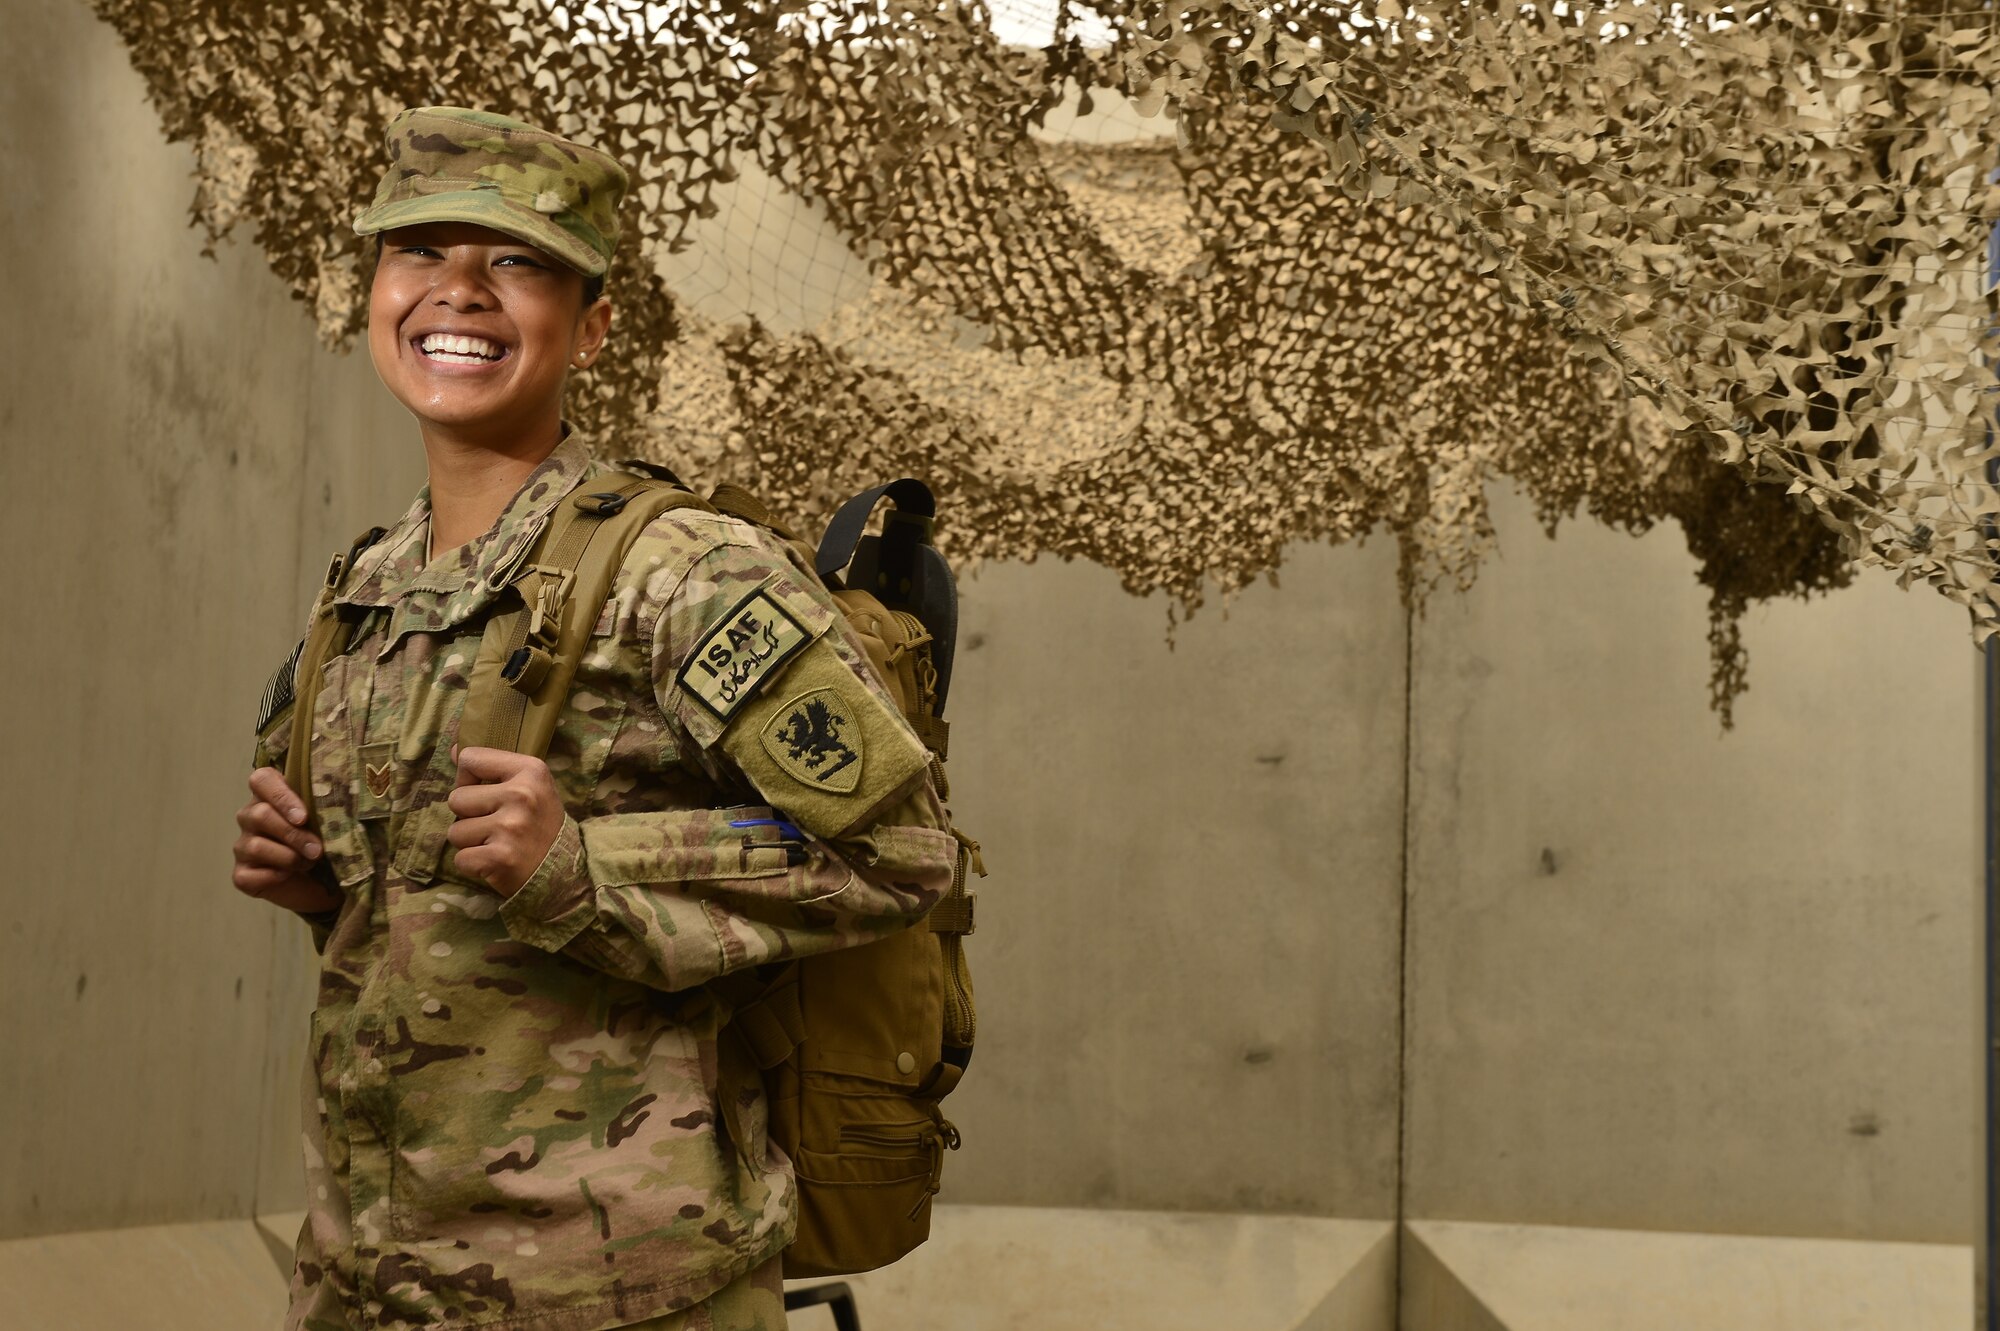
[{"left": 371, "top": 236, "right": 605, "bottom": 307}]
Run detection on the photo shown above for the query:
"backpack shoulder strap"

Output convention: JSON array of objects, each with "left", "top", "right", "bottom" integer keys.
[
  {"left": 706, "top": 481, "right": 800, "bottom": 542},
  {"left": 459, "top": 474, "right": 715, "bottom": 759},
  {"left": 285, "top": 525, "right": 387, "bottom": 829}
]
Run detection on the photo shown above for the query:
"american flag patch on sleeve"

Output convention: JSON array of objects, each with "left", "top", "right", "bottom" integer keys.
[{"left": 255, "top": 637, "right": 306, "bottom": 735}]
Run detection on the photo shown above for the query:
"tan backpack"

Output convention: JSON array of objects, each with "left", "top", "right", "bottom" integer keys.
[
  {"left": 703, "top": 479, "right": 980, "bottom": 1278},
  {"left": 282, "top": 467, "right": 981, "bottom": 1278}
]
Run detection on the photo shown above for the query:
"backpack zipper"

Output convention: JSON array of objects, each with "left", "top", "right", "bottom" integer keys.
[
  {"left": 839, "top": 1119, "right": 962, "bottom": 1219},
  {"left": 839, "top": 1123, "right": 933, "bottom": 1149}
]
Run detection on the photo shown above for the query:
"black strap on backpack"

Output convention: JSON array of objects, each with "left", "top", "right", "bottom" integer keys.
[{"left": 815, "top": 479, "right": 958, "bottom": 712}]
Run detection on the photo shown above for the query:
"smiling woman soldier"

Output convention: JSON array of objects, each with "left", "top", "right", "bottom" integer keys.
[{"left": 230, "top": 107, "right": 955, "bottom": 1331}]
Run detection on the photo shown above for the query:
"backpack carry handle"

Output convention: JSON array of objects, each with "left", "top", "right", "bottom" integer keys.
[{"left": 816, "top": 480, "right": 959, "bottom": 715}]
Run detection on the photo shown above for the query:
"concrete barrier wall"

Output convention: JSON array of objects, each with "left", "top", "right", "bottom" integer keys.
[
  {"left": 0, "top": 0, "right": 420, "bottom": 1237},
  {"left": 1401, "top": 490, "right": 1979, "bottom": 1243},
  {"left": 940, "top": 548, "right": 1408, "bottom": 1217},
  {"left": 0, "top": 0, "right": 1978, "bottom": 1259}
]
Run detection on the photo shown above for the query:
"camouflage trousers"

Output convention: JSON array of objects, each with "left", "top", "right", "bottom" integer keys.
[
  {"left": 601, "top": 1257, "right": 788, "bottom": 1331},
  {"left": 301, "top": 1258, "right": 786, "bottom": 1331}
]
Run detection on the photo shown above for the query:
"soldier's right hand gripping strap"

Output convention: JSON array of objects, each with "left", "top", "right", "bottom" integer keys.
[{"left": 405, "top": 476, "right": 714, "bottom": 888}]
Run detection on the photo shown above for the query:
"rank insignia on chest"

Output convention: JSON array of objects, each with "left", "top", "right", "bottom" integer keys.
[
  {"left": 678, "top": 587, "right": 813, "bottom": 721},
  {"left": 355, "top": 740, "right": 396, "bottom": 821},
  {"left": 760, "top": 688, "right": 864, "bottom": 793}
]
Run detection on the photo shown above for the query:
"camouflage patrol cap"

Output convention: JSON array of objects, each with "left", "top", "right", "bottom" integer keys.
[{"left": 354, "top": 106, "right": 628, "bottom": 277}]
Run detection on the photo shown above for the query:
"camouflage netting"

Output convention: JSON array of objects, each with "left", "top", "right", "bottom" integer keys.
[{"left": 95, "top": 0, "right": 2000, "bottom": 723}]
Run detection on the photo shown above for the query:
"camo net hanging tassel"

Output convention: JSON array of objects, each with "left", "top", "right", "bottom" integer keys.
[{"left": 95, "top": 0, "right": 2000, "bottom": 724}]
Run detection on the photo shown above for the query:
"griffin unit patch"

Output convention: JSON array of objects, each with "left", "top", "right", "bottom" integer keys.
[
  {"left": 760, "top": 688, "right": 864, "bottom": 793},
  {"left": 678, "top": 586, "right": 814, "bottom": 720},
  {"left": 724, "top": 636, "right": 932, "bottom": 840}
]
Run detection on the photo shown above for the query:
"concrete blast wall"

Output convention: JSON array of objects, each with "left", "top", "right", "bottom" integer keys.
[
  {"left": 0, "top": 0, "right": 1979, "bottom": 1278},
  {"left": 0, "top": 0, "right": 422, "bottom": 1239}
]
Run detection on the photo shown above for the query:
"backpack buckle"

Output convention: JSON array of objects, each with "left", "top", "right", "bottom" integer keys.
[
  {"left": 323, "top": 525, "right": 387, "bottom": 590},
  {"left": 574, "top": 489, "right": 632, "bottom": 517},
  {"left": 926, "top": 891, "right": 975, "bottom": 935},
  {"left": 519, "top": 565, "right": 577, "bottom": 644}
]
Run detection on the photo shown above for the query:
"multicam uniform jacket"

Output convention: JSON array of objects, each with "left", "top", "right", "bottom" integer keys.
[{"left": 253, "top": 434, "right": 956, "bottom": 1331}]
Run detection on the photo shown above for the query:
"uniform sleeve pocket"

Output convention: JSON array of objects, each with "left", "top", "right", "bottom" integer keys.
[
  {"left": 579, "top": 807, "right": 798, "bottom": 887},
  {"left": 543, "top": 625, "right": 633, "bottom": 804}
]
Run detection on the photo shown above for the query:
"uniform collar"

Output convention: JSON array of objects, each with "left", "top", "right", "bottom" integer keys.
[{"left": 338, "top": 429, "right": 598, "bottom": 634}]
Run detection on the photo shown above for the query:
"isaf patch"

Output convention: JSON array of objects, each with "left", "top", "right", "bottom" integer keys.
[
  {"left": 678, "top": 587, "right": 813, "bottom": 721},
  {"left": 760, "top": 688, "right": 864, "bottom": 793}
]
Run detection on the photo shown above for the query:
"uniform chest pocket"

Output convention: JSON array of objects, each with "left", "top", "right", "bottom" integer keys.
[{"left": 307, "top": 652, "right": 380, "bottom": 891}]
